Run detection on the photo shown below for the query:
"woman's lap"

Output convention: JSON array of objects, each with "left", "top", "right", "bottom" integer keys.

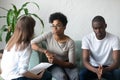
[
  {"left": 48, "top": 65, "right": 79, "bottom": 80},
  {"left": 12, "top": 70, "right": 52, "bottom": 80}
]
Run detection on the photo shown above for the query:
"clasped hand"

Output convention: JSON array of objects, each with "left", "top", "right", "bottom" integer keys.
[
  {"left": 96, "top": 65, "right": 103, "bottom": 80},
  {"left": 45, "top": 51, "right": 57, "bottom": 64}
]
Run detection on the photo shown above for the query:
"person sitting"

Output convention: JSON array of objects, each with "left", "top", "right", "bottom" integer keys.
[
  {"left": 1, "top": 15, "right": 52, "bottom": 80},
  {"left": 80, "top": 15, "right": 120, "bottom": 80},
  {"left": 31, "top": 12, "right": 79, "bottom": 80}
]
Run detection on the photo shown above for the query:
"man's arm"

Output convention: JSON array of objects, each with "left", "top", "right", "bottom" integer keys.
[
  {"left": 82, "top": 49, "right": 99, "bottom": 73},
  {"left": 103, "top": 50, "right": 120, "bottom": 73}
]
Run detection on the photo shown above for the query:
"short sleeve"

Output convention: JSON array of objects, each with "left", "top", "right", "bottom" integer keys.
[
  {"left": 81, "top": 36, "right": 90, "bottom": 49},
  {"left": 112, "top": 36, "right": 120, "bottom": 50}
]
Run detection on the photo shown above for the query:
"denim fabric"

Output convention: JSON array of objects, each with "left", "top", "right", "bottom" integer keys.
[{"left": 80, "top": 68, "right": 120, "bottom": 80}]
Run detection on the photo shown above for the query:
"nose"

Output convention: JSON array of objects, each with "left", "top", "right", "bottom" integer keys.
[
  {"left": 96, "top": 29, "right": 100, "bottom": 33},
  {"left": 54, "top": 26, "right": 57, "bottom": 29}
]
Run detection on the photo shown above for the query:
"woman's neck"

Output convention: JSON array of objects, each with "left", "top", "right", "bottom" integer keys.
[{"left": 53, "top": 34, "right": 68, "bottom": 43}]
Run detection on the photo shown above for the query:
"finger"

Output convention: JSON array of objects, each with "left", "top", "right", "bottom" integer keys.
[
  {"left": 49, "top": 59, "right": 53, "bottom": 63},
  {"left": 37, "top": 69, "right": 45, "bottom": 79}
]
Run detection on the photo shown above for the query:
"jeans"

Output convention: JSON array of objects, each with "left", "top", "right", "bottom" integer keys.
[
  {"left": 12, "top": 70, "right": 52, "bottom": 80},
  {"left": 80, "top": 68, "right": 120, "bottom": 80},
  {"left": 113, "top": 69, "right": 120, "bottom": 80}
]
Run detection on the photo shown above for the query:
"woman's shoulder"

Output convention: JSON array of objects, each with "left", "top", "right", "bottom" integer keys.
[
  {"left": 66, "top": 36, "right": 75, "bottom": 45},
  {"left": 42, "top": 31, "right": 52, "bottom": 37}
]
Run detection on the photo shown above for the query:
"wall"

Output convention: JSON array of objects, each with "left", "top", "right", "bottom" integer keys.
[{"left": 0, "top": 0, "right": 120, "bottom": 49}]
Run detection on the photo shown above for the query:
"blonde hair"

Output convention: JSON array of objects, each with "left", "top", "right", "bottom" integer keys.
[{"left": 6, "top": 15, "right": 35, "bottom": 51}]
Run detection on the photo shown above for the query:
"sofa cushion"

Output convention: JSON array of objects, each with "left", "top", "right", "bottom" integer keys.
[
  {"left": 29, "top": 50, "right": 40, "bottom": 69},
  {"left": 74, "top": 40, "right": 83, "bottom": 70}
]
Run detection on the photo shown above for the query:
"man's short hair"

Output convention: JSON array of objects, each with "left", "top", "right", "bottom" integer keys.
[{"left": 92, "top": 15, "right": 106, "bottom": 24}]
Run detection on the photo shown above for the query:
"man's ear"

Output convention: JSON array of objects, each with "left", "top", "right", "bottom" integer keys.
[{"left": 105, "top": 24, "right": 107, "bottom": 28}]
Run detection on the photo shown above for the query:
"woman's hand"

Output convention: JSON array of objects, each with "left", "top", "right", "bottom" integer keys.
[
  {"left": 45, "top": 51, "right": 55, "bottom": 63},
  {"left": 37, "top": 69, "right": 45, "bottom": 79}
]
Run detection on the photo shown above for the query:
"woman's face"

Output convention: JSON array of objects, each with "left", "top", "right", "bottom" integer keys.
[{"left": 51, "top": 20, "right": 65, "bottom": 35}]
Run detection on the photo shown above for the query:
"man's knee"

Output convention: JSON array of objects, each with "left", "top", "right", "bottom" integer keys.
[{"left": 113, "top": 69, "right": 120, "bottom": 80}]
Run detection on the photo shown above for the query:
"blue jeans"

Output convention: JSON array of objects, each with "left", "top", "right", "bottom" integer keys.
[
  {"left": 113, "top": 69, "right": 120, "bottom": 80},
  {"left": 80, "top": 68, "right": 120, "bottom": 80},
  {"left": 12, "top": 70, "right": 52, "bottom": 80}
]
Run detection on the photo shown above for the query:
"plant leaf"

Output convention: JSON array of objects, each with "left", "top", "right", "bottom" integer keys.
[
  {"left": 12, "top": 4, "right": 18, "bottom": 17},
  {"left": 30, "top": 13, "right": 44, "bottom": 28},
  {"left": 7, "top": 9, "right": 14, "bottom": 26},
  {"left": 24, "top": 8, "right": 29, "bottom": 15},
  {"left": 30, "top": 13, "right": 44, "bottom": 33},
  {"left": 6, "top": 31, "right": 12, "bottom": 43},
  {"left": 17, "top": 8, "right": 23, "bottom": 17},
  {"left": 0, "top": 2, "right": 44, "bottom": 43},
  {"left": 22, "top": 2, "right": 30, "bottom": 8},
  {"left": 11, "top": 17, "right": 16, "bottom": 33},
  {"left": 17, "top": 2, "right": 30, "bottom": 17},
  {"left": 0, "top": 25, "right": 8, "bottom": 41},
  {"left": 31, "top": 2, "right": 40, "bottom": 10}
]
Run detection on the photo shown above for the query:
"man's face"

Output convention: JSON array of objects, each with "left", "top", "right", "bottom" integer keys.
[{"left": 92, "top": 21, "right": 107, "bottom": 39}]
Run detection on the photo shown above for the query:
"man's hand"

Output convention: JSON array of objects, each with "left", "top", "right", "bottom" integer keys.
[{"left": 97, "top": 65, "right": 103, "bottom": 80}]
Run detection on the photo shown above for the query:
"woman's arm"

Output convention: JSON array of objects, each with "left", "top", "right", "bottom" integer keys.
[
  {"left": 31, "top": 32, "right": 51, "bottom": 54},
  {"left": 31, "top": 43, "right": 47, "bottom": 54},
  {"left": 22, "top": 70, "right": 45, "bottom": 79},
  {"left": 46, "top": 40, "right": 76, "bottom": 68},
  {"left": 45, "top": 51, "right": 75, "bottom": 68},
  {"left": 19, "top": 45, "right": 45, "bottom": 79}
]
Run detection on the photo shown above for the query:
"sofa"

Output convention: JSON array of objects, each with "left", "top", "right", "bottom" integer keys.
[{"left": 0, "top": 40, "right": 83, "bottom": 80}]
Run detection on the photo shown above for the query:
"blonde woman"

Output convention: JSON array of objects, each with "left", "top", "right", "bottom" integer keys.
[{"left": 1, "top": 15, "right": 52, "bottom": 80}]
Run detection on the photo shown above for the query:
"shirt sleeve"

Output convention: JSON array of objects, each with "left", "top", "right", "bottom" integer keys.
[
  {"left": 68, "top": 40, "right": 75, "bottom": 64},
  {"left": 18, "top": 45, "right": 32, "bottom": 74},
  {"left": 81, "top": 36, "right": 90, "bottom": 49},
  {"left": 31, "top": 32, "right": 51, "bottom": 44},
  {"left": 112, "top": 36, "right": 120, "bottom": 50}
]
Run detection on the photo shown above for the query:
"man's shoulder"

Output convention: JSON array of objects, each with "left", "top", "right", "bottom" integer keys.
[{"left": 107, "top": 32, "right": 119, "bottom": 39}]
